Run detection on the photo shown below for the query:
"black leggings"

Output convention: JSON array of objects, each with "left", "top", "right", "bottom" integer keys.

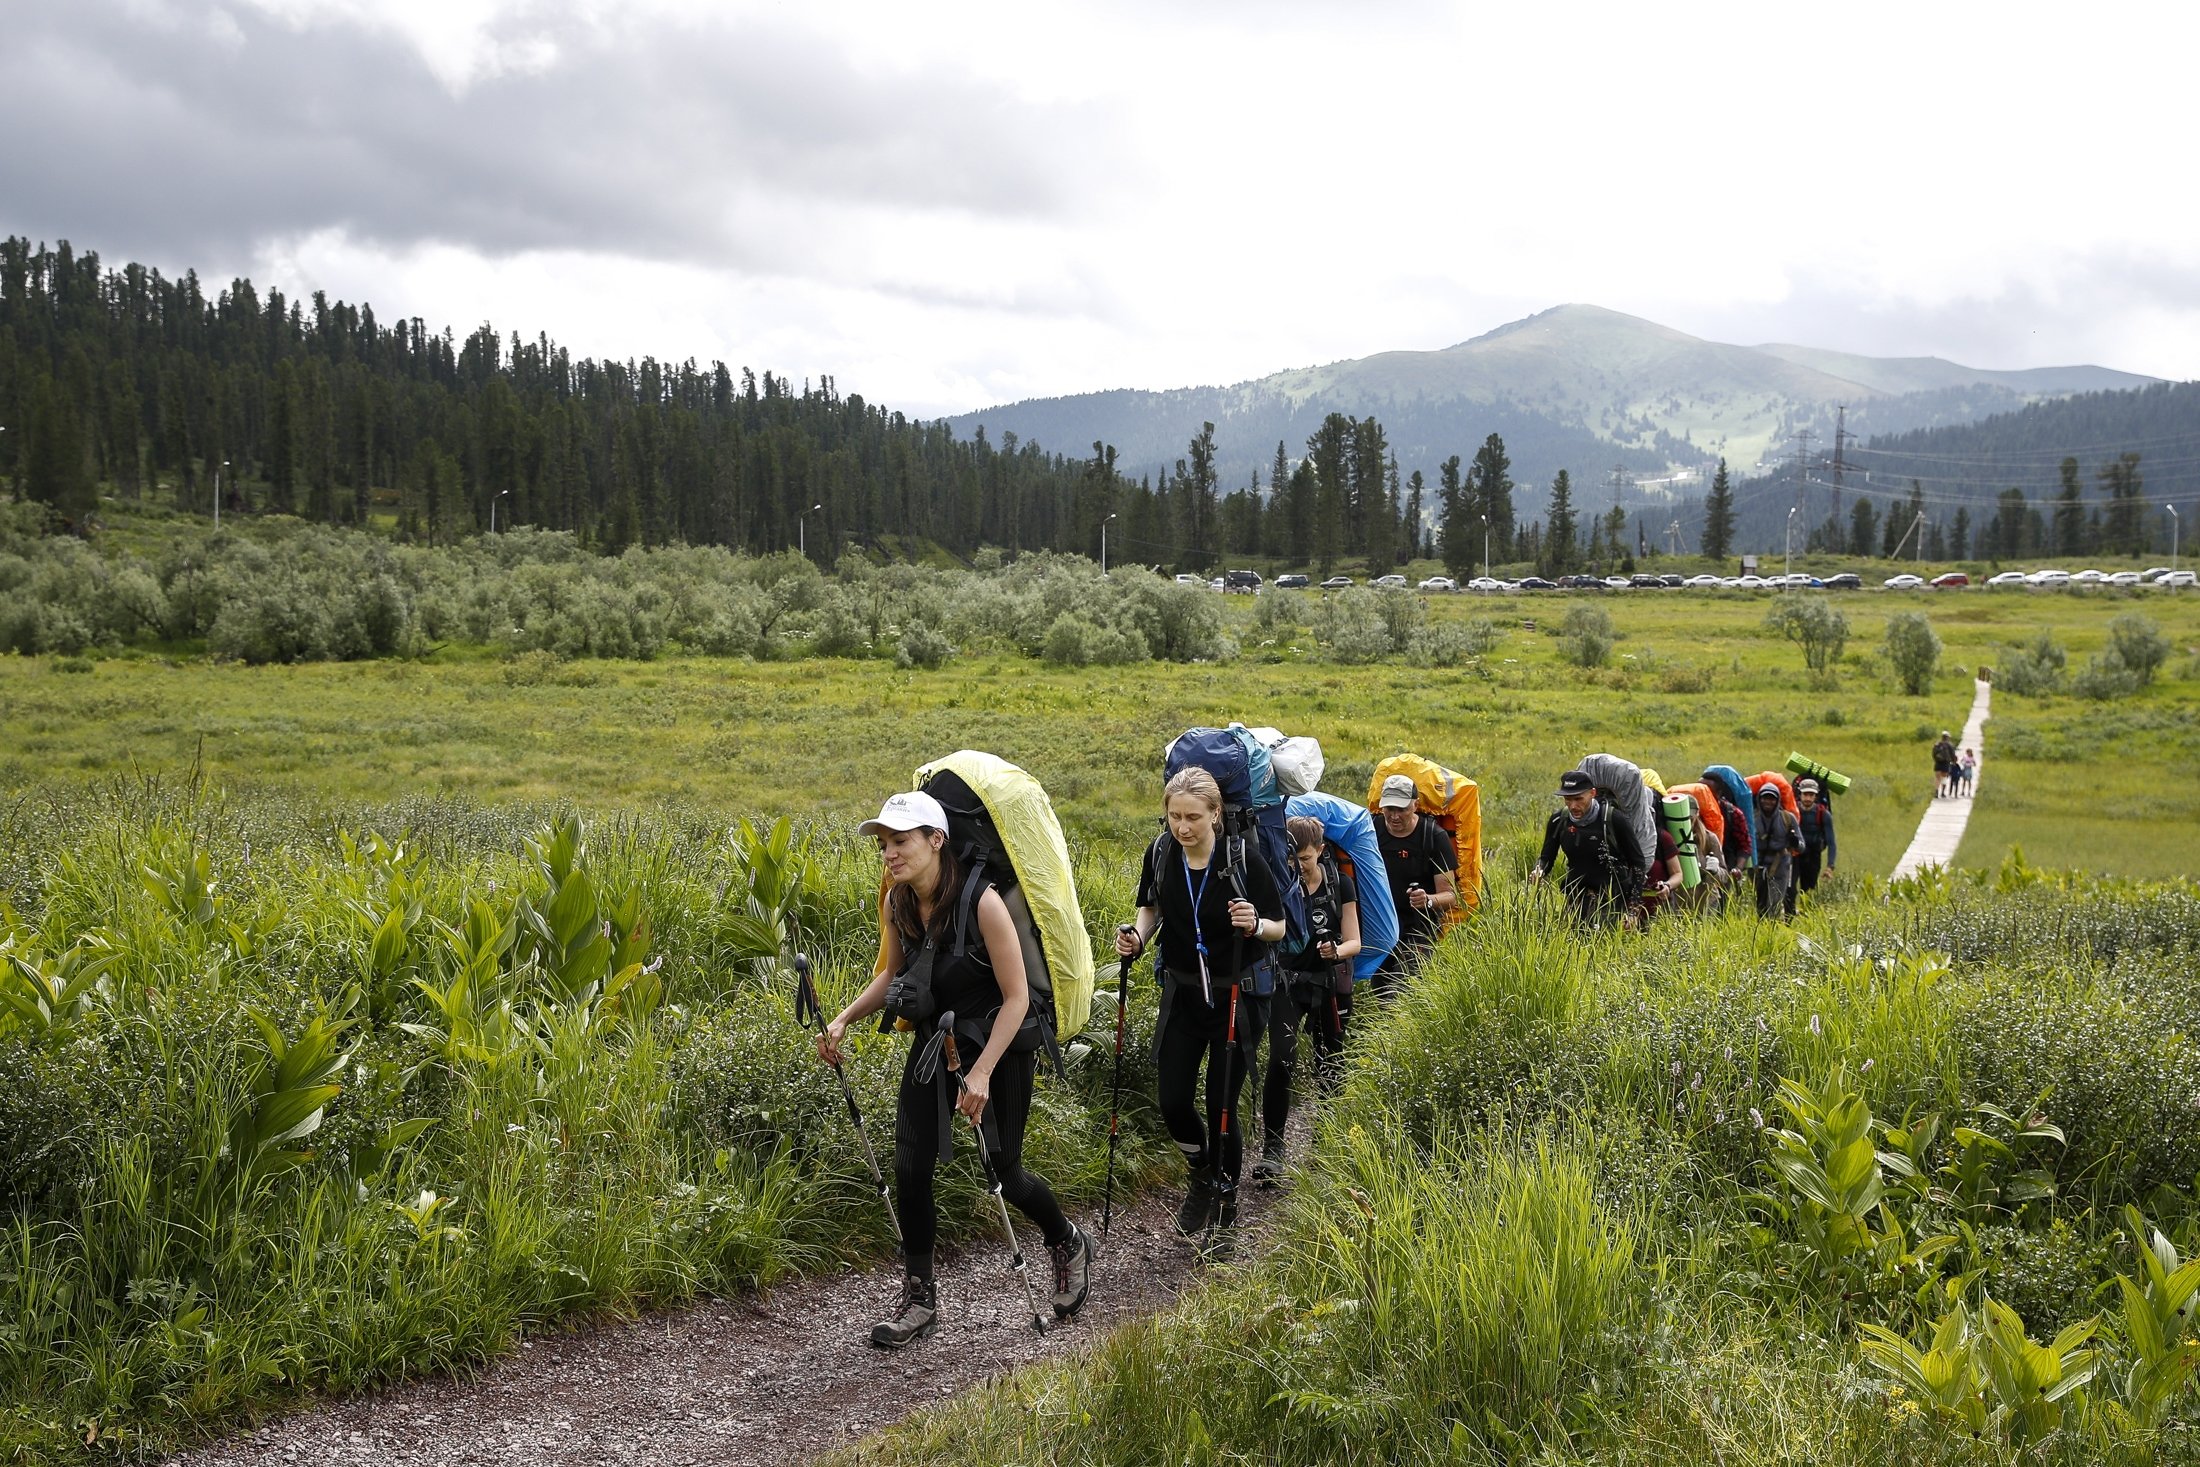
[
  {"left": 1155, "top": 974, "right": 1265, "bottom": 1184},
  {"left": 893, "top": 1043, "right": 1067, "bottom": 1279},
  {"left": 1262, "top": 979, "right": 1350, "bottom": 1147}
]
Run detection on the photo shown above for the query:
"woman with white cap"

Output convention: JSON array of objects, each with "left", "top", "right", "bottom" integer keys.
[{"left": 815, "top": 789, "right": 1089, "bottom": 1348}]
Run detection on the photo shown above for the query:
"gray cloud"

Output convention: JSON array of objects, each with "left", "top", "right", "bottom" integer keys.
[{"left": 0, "top": 3, "right": 1110, "bottom": 281}]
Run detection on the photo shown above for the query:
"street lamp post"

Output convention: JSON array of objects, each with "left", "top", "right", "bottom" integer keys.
[
  {"left": 490, "top": 489, "right": 511, "bottom": 534},
  {"left": 216, "top": 459, "right": 230, "bottom": 529},
  {"left": 799, "top": 502, "right": 822, "bottom": 561},
  {"left": 2170, "top": 504, "right": 2181, "bottom": 584},
  {"left": 1480, "top": 514, "right": 1490, "bottom": 582},
  {"left": 1785, "top": 506, "right": 1798, "bottom": 588},
  {"left": 1101, "top": 512, "right": 1118, "bottom": 574}
]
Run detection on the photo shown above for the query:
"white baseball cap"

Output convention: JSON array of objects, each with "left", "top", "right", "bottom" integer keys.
[
  {"left": 858, "top": 790, "right": 948, "bottom": 839},
  {"left": 1378, "top": 774, "right": 1418, "bottom": 810}
]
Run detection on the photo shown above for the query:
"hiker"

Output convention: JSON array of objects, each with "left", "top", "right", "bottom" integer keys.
[
  {"left": 816, "top": 790, "right": 1089, "bottom": 1349},
  {"left": 1932, "top": 730, "right": 1957, "bottom": 798},
  {"left": 1254, "top": 815, "right": 1361, "bottom": 1187},
  {"left": 1373, "top": 773, "right": 1460, "bottom": 995},
  {"left": 1116, "top": 766, "right": 1286, "bottom": 1244},
  {"left": 1792, "top": 778, "right": 1836, "bottom": 914},
  {"left": 1693, "top": 802, "right": 1730, "bottom": 912},
  {"left": 1957, "top": 748, "right": 1978, "bottom": 797},
  {"left": 1625, "top": 822, "right": 1686, "bottom": 930},
  {"left": 1752, "top": 785, "right": 1803, "bottom": 920},
  {"left": 1530, "top": 771, "right": 1627, "bottom": 925}
]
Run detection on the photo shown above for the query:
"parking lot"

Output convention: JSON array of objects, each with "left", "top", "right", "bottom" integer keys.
[{"left": 1194, "top": 566, "right": 2195, "bottom": 594}]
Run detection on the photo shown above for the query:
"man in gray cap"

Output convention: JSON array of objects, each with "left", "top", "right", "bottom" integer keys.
[
  {"left": 1373, "top": 773, "right": 1459, "bottom": 997},
  {"left": 1531, "top": 770, "right": 1627, "bottom": 925}
]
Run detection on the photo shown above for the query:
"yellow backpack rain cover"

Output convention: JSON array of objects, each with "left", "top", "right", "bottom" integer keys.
[
  {"left": 910, "top": 750, "right": 1095, "bottom": 1042},
  {"left": 1367, "top": 754, "right": 1484, "bottom": 918}
]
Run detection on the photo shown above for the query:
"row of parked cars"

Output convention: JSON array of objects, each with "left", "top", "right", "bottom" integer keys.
[{"left": 1180, "top": 566, "right": 2195, "bottom": 594}]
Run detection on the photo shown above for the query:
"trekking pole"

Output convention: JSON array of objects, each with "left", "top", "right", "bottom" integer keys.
[
  {"left": 1100, "top": 932, "right": 1138, "bottom": 1241},
  {"left": 938, "top": 1013, "right": 1049, "bottom": 1334},
  {"left": 792, "top": 953, "right": 903, "bottom": 1258},
  {"left": 1208, "top": 976, "right": 1243, "bottom": 1249}
]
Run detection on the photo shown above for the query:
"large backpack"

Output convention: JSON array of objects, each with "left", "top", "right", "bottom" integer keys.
[
  {"left": 871, "top": 751, "right": 1095, "bottom": 1057},
  {"left": 1576, "top": 754, "right": 1655, "bottom": 880},
  {"left": 1748, "top": 770, "right": 1800, "bottom": 821},
  {"left": 1285, "top": 790, "right": 1398, "bottom": 981},
  {"left": 1701, "top": 765, "right": 1759, "bottom": 867},
  {"left": 1161, "top": 725, "right": 1310, "bottom": 995},
  {"left": 1367, "top": 753, "right": 1484, "bottom": 918},
  {"left": 1668, "top": 781, "right": 1726, "bottom": 849}
]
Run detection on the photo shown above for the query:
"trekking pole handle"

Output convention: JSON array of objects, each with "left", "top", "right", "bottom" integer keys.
[{"left": 942, "top": 1030, "right": 962, "bottom": 1075}]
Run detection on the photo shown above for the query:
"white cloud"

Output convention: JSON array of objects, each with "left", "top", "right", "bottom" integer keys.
[{"left": 4, "top": 0, "right": 2197, "bottom": 417}]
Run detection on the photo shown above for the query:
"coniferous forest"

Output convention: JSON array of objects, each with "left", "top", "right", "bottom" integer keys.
[{"left": 0, "top": 239, "right": 1510, "bottom": 575}]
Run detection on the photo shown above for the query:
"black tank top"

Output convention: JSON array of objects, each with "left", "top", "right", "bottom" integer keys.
[{"left": 899, "top": 883, "right": 1005, "bottom": 1022}]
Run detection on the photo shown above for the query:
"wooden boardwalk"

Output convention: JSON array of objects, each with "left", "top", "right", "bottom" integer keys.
[{"left": 1890, "top": 678, "right": 1992, "bottom": 880}]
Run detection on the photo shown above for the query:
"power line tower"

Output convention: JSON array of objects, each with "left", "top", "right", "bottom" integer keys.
[
  {"left": 1830, "top": 405, "right": 1849, "bottom": 528},
  {"left": 1791, "top": 429, "right": 1816, "bottom": 543}
]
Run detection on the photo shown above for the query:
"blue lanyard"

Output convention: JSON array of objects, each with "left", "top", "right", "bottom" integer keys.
[{"left": 1182, "top": 851, "right": 1215, "bottom": 1002}]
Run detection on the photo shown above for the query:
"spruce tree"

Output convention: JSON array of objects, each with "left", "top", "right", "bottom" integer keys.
[
  {"left": 2053, "top": 456, "right": 2084, "bottom": 554},
  {"left": 23, "top": 374, "right": 94, "bottom": 526},
  {"left": 1439, "top": 453, "right": 1475, "bottom": 579},
  {"left": 2098, "top": 453, "right": 2143, "bottom": 555},
  {"left": 1544, "top": 469, "right": 1577, "bottom": 574},
  {"left": 268, "top": 359, "right": 300, "bottom": 515},
  {"left": 1700, "top": 458, "right": 1734, "bottom": 561},
  {"left": 1402, "top": 469, "right": 1424, "bottom": 567},
  {"left": 1951, "top": 506, "right": 1970, "bottom": 560},
  {"left": 1849, "top": 497, "right": 1878, "bottom": 557},
  {"left": 1469, "top": 434, "right": 1514, "bottom": 562}
]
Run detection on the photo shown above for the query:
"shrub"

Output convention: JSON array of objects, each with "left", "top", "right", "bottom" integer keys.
[
  {"left": 1407, "top": 617, "right": 1500, "bottom": 668},
  {"left": 1042, "top": 612, "right": 1146, "bottom": 667},
  {"left": 1311, "top": 587, "right": 1392, "bottom": 664},
  {"left": 1884, "top": 611, "right": 1942, "bottom": 695},
  {"left": 2106, "top": 612, "right": 2171, "bottom": 685},
  {"left": 2071, "top": 648, "right": 2141, "bottom": 701},
  {"left": 1373, "top": 588, "right": 1426, "bottom": 652},
  {"left": 896, "top": 620, "right": 953, "bottom": 669},
  {"left": 1559, "top": 604, "right": 1614, "bottom": 668},
  {"left": 1995, "top": 631, "right": 2066, "bottom": 696},
  {"left": 1763, "top": 594, "right": 1849, "bottom": 674}
]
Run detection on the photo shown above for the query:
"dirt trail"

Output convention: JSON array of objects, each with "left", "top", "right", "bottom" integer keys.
[{"left": 163, "top": 1183, "right": 1266, "bottom": 1467}]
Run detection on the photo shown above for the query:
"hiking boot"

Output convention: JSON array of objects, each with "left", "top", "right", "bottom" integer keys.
[
  {"left": 869, "top": 1274, "right": 938, "bottom": 1349},
  {"left": 1250, "top": 1147, "right": 1285, "bottom": 1189},
  {"left": 1050, "top": 1222, "right": 1091, "bottom": 1319},
  {"left": 1174, "top": 1166, "right": 1219, "bottom": 1237},
  {"left": 1200, "top": 1185, "right": 1241, "bottom": 1262}
]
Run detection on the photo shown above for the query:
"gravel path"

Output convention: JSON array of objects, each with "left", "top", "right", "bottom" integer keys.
[
  {"left": 163, "top": 1182, "right": 1275, "bottom": 1467},
  {"left": 1891, "top": 677, "right": 1991, "bottom": 879}
]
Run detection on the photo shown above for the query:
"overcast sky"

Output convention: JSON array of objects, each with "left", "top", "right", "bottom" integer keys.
[{"left": 6, "top": 0, "right": 2196, "bottom": 417}]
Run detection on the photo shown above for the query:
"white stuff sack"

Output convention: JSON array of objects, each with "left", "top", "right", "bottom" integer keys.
[{"left": 1247, "top": 726, "right": 1325, "bottom": 796}]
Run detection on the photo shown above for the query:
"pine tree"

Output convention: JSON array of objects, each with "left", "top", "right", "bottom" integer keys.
[
  {"left": 1180, "top": 421, "right": 1220, "bottom": 569},
  {"left": 1544, "top": 469, "right": 1577, "bottom": 574},
  {"left": 1402, "top": 469, "right": 1424, "bottom": 567},
  {"left": 1849, "top": 497, "right": 1878, "bottom": 557},
  {"left": 2098, "top": 452, "right": 2144, "bottom": 555},
  {"left": 1469, "top": 434, "right": 1514, "bottom": 562},
  {"left": 2053, "top": 456, "right": 2085, "bottom": 555},
  {"left": 1700, "top": 458, "right": 1734, "bottom": 561},
  {"left": 1307, "top": 415, "right": 1351, "bottom": 573},
  {"left": 1439, "top": 452, "right": 1475, "bottom": 579},
  {"left": 1365, "top": 453, "right": 1398, "bottom": 577},
  {"left": 268, "top": 359, "right": 301, "bottom": 515},
  {"left": 1951, "top": 506, "right": 1970, "bottom": 560},
  {"left": 23, "top": 374, "right": 95, "bottom": 526}
]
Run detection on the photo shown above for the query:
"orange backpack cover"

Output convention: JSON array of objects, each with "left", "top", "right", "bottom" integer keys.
[
  {"left": 1748, "top": 771, "right": 1800, "bottom": 820},
  {"left": 1366, "top": 754, "right": 1482, "bottom": 917},
  {"left": 1668, "top": 781, "right": 1725, "bottom": 846}
]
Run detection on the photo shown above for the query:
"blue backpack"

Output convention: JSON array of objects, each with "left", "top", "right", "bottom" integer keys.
[{"left": 1161, "top": 725, "right": 1310, "bottom": 996}]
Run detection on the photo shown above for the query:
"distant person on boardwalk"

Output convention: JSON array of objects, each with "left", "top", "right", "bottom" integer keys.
[
  {"left": 1957, "top": 748, "right": 1977, "bottom": 797},
  {"left": 1753, "top": 784, "right": 1803, "bottom": 920},
  {"left": 1372, "top": 774, "right": 1458, "bottom": 997},
  {"left": 1531, "top": 771, "right": 1628, "bottom": 926},
  {"left": 816, "top": 790, "right": 1089, "bottom": 1349},
  {"left": 1254, "top": 816, "right": 1361, "bottom": 1187},
  {"left": 1932, "top": 730, "right": 1957, "bottom": 797},
  {"left": 1791, "top": 778, "right": 1835, "bottom": 915}
]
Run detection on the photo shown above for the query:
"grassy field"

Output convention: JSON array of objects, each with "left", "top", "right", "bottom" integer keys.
[{"left": 5, "top": 588, "right": 2194, "bottom": 880}]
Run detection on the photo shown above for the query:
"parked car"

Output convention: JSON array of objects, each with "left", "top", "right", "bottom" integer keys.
[
  {"left": 1825, "top": 573, "right": 1862, "bottom": 590},
  {"left": 1173, "top": 573, "right": 1206, "bottom": 587},
  {"left": 1684, "top": 573, "right": 1723, "bottom": 587},
  {"left": 1468, "top": 576, "right": 1505, "bottom": 592},
  {"left": 1421, "top": 576, "right": 1460, "bottom": 592},
  {"left": 1627, "top": 573, "right": 1663, "bottom": 589},
  {"left": 2140, "top": 567, "right": 2174, "bottom": 582},
  {"left": 1737, "top": 575, "right": 1767, "bottom": 589},
  {"left": 2071, "top": 569, "right": 2108, "bottom": 584},
  {"left": 1274, "top": 573, "right": 1310, "bottom": 589},
  {"left": 1884, "top": 573, "right": 1926, "bottom": 589},
  {"left": 1223, "top": 569, "right": 1264, "bottom": 593},
  {"left": 1930, "top": 572, "right": 1970, "bottom": 588},
  {"left": 1719, "top": 577, "right": 1743, "bottom": 588},
  {"left": 2108, "top": 570, "right": 2143, "bottom": 586},
  {"left": 2027, "top": 569, "right": 2071, "bottom": 586},
  {"left": 1661, "top": 574, "right": 1686, "bottom": 588},
  {"left": 1372, "top": 574, "right": 1408, "bottom": 588},
  {"left": 1319, "top": 575, "right": 1354, "bottom": 589},
  {"left": 1516, "top": 576, "right": 1555, "bottom": 590},
  {"left": 1987, "top": 570, "right": 2029, "bottom": 587},
  {"left": 2156, "top": 570, "right": 2197, "bottom": 588},
  {"left": 1207, "top": 577, "right": 1225, "bottom": 592},
  {"left": 1603, "top": 576, "right": 1631, "bottom": 590}
]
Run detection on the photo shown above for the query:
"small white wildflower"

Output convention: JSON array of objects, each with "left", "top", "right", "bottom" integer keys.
[
  {"left": 1691, "top": 1071, "right": 1704, "bottom": 1092},
  {"left": 1750, "top": 1107, "right": 1766, "bottom": 1130},
  {"left": 1809, "top": 1013, "right": 1823, "bottom": 1038},
  {"left": 1860, "top": 1058, "right": 1875, "bottom": 1074}
]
